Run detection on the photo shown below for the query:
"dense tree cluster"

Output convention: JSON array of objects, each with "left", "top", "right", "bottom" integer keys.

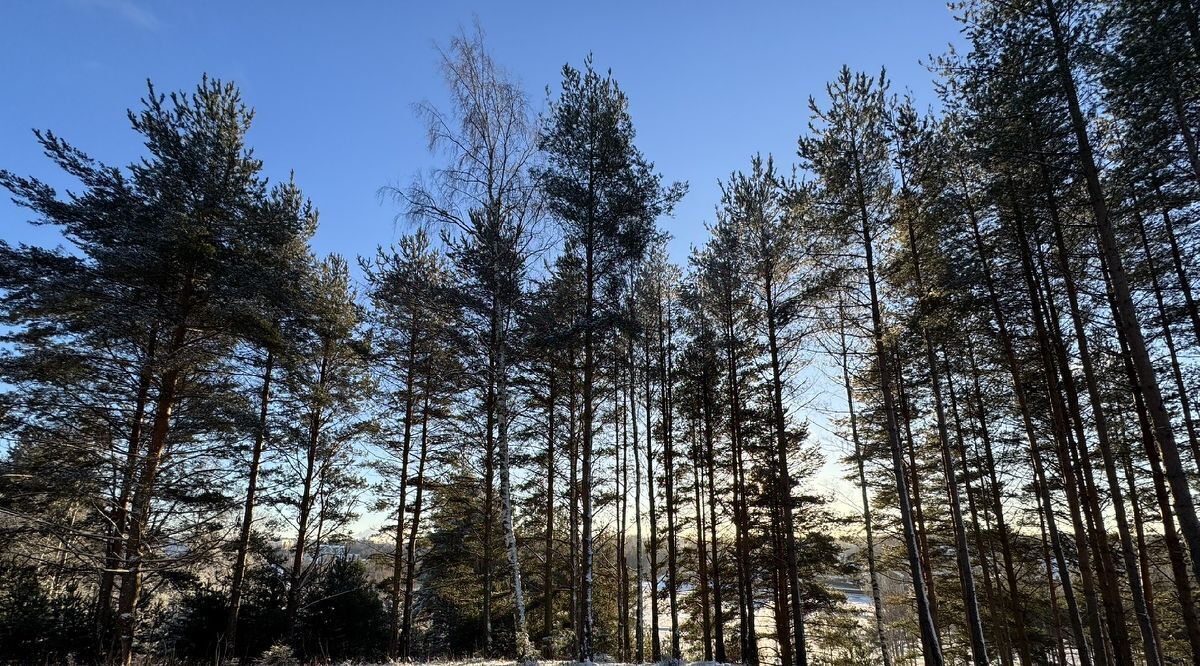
[{"left": 2, "top": 1, "right": 1200, "bottom": 664}]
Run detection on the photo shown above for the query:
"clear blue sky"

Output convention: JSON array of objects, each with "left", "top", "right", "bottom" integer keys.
[{"left": 1, "top": 0, "right": 963, "bottom": 266}]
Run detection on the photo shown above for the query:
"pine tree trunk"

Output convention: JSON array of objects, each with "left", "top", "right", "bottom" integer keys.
[
  {"left": 400, "top": 388, "right": 432, "bottom": 660},
  {"left": 1031, "top": 239, "right": 1130, "bottom": 666},
  {"left": 701, "top": 374, "right": 727, "bottom": 664},
  {"left": 543, "top": 368, "right": 557, "bottom": 651},
  {"left": 644, "top": 335, "right": 662, "bottom": 663},
  {"left": 660, "top": 297, "right": 683, "bottom": 661},
  {"left": 1037, "top": 496, "right": 1070, "bottom": 666},
  {"left": 624, "top": 372, "right": 633, "bottom": 662},
  {"left": 969, "top": 188, "right": 1090, "bottom": 664},
  {"left": 1101, "top": 249, "right": 1200, "bottom": 664},
  {"left": 389, "top": 320, "right": 420, "bottom": 659},
  {"left": 1043, "top": 0, "right": 1200, "bottom": 582},
  {"left": 1156, "top": 195, "right": 1200, "bottom": 345},
  {"left": 1120, "top": 452, "right": 1165, "bottom": 662},
  {"left": 691, "top": 411, "right": 713, "bottom": 663},
  {"left": 633, "top": 336, "right": 645, "bottom": 665},
  {"left": 837, "top": 305, "right": 893, "bottom": 666},
  {"left": 1040, "top": 177, "right": 1160, "bottom": 663},
  {"left": 724, "top": 318, "right": 757, "bottom": 666},
  {"left": 896, "top": 356, "right": 941, "bottom": 627},
  {"left": 762, "top": 279, "right": 806, "bottom": 666},
  {"left": 568, "top": 347, "right": 580, "bottom": 654},
  {"left": 730, "top": 457, "right": 749, "bottom": 665},
  {"left": 731, "top": 431, "right": 755, "bottom": 666},
  {"left": 852, "top": 146, "right": 943, "bottom": 665},
  {"left": 226, "top": 350, "right": 274, "bottom": 659},
  {"left": 284, "top": 340, "right": 331, "bottom": 643},
  {"left": 770, "top": 501, "right": 793, "bottom": 666},
  {"left": 1012, "top": 207, "right": 1106, "bottom": 665},
  {"left": 1136, "top": 213, "right": 1200, "bottom": 467},
  {"left": 898, "top": 199, "right": 989, "bottom": 665},
  {"left": 928, "top": 342, "right": 990, "bottom": 665},
  {"left": 966, "top": 340, "right": 1027, "bottom": 666},
  {"left": 1125, "top": 404, "right": 1200, "bottom": 664},
  {"left": 944, "top": 359, "right": 1010, "bottom": 666},
  {"left": 116, "top": 313, "right": 190, "bottom": 666},
  {"left": 97, "top": 330, "right": 155, "bottom": 660},
  {"left": 1150, "top": 7, "right": 1200, "bottom": 188},
  {"left": 1167, "top": 63, "right": 1200, "bottom": 187},
  {"left": 578, "top": 235, "right": 596, "bottom": 662}
]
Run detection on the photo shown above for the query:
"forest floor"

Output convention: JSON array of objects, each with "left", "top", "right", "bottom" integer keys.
[{"left": 358, "top": 661, "right": 737, "bottom": 666}]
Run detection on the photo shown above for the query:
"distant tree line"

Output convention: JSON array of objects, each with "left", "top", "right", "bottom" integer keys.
[{"left": 1, "top": 0, "right": 1199, "bottom": 664}]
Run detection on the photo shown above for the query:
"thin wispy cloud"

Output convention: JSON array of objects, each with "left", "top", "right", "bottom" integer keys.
[{"left": 76, "top": 0, "right": 161, "bottom": 31}]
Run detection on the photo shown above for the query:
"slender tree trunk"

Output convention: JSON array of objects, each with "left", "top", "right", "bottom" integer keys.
[
  {"left": 1157, "top": 194, "right": 1200, "bottom": 344},
  {"left": 945, "top": 358, "right": 1013, "bottom": 666},
  {"left": 730, "top": 451, "right": 749, "bottom": 666},
  {"left": 1168, "top": 68, "right": 1200, "bottom": 187},
  {"left": 770, "top": 504, "right": 793, "bottom": 666},
  {"left": 543, "top": 368, "right": 557, "bottom": 650},
  {"left": 1149, "top": 10, "right": 1200, "bottom": 188},
  {"left": 1044, "top": 0, "right": 1200, "bottom": 581},
  {"left": 1101, "top": 249, "right": 1200, "bottom": 663},
  {"left": 400, "top": 388, "right": 433, "bottom": 660},
  {"left": 390, "top": 319, "right": 420, "bottom": 659},
  {"left": 578, "top": 233, "right": 596, "bottom": 662},
  {"left": 633, "top": 336, "right": 645, "bottom": 665},
  {"left": 851, "top": 145, "right": 943, "bottom": 665},
  {"left": 644, "top": 333, "right": 662, "bottom": 663},
  {"left": 723, "top": 299, "right": 757, "bottom": 666},
  {"left": 958, "top": 174, "right": 1036, "bottom": 666},
  {"left": 837, "top": 304, "right": 893, "bottom": 666},
  {"left": 899, "top": 353, "right": 944, "bottom": 622},
  {"left": 226, "top": 349, "right": 274, "bottom": 659},
  {"left": 1136, "top": 213, "right": 1200, "bottom": 467},
  {"left": 98, "top": 329, "right": 155, "bottom": 660},
  {"left": 731, "top": 427, "right": 755, "bottom": 666},
  {"left": 965, "top": 340, "right": 1026, "bottom": 666},
  {"left": 568, "top": 347, "right": 580, "bottom": 652},
  {"left": 618, "top": 363, "right": 630, "bottom": 662},
  {"left": 896, "top": 358, "right": 939, "bottom": 630},
  {"left": 692, "top": 411, "right": 713, "bottom": 663},
  {"left": 496, "top": 323, "right": 531, "bottom": 659},
  {"left": 1038, "top": 495, "right": 1070, "bottom": 666},
  {"left": 660, "top": 295, "right": 683, "bottom": 661},
  {"left": 761, "top": 278, "right": 806, "bottom": 666},
  {"left": 116, "top": 311, "right": 190, "bottom": 666},
  {"left": 1032, "top": 239, "right": 1129, "bottom": 666},
  {"left": 1120, "top": 451, "right": 1165, "bottom": 662},
  {"left": 284, "top": 340, "right": 331, "bottom": 642},
  {"left": 483, "top": 349, "right": 496, "bottom": 655},
  {"left": 897, "top": 195, "right": 988, "bottom": 665},
  {"left": 1013, "top": 207, "right": 1107, "bottom": 665},
  {"left": 929, "top": 340, "right": 989, "bottom": 665},
  {"left": 968, "top": 187, "right": 1090, "bottom": 664},
  {"left": 1039, "top": 173, "right": 1159, "bottom": 663},
  {"left": 1126, "top": 397, "right": 1200, "bottom": 664},
  {"left": 701, "top": 373, "right": 727, "bottom": 664}
]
